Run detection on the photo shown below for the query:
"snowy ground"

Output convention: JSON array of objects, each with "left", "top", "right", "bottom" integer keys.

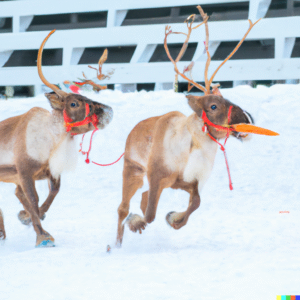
[{"left": 0, "top": 85, "right": 299, "bottom": 300}]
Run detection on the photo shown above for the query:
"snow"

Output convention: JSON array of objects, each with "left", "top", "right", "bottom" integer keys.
[{"left": 0, "top": 85, "right": 299, "bottom": 300}]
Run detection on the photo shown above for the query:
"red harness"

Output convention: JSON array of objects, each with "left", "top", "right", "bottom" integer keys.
[
  {"left": 63, "top": 103, "right": 99, "bottom": 134},
  {"left": 63, "top": 103, "right": 124, "bottom": 165},
  {"left": 201, "top": 106, "right": 234, "bottom": 190}
]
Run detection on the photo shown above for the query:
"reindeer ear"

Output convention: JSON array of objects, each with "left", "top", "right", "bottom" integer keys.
[
  {"left": 186, "top": 95, "right": 204, "bottom": 116},
  {"left": 45, "top": 92, "right": 65, "bottom": 111}
]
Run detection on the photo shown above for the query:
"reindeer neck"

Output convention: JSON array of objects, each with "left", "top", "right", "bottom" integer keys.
[
  {"left": 51, "top": 109, "right": 64, "bottom": 124},
  {"left": 186, "top": 112, "right": 218, "bottom": 151}
]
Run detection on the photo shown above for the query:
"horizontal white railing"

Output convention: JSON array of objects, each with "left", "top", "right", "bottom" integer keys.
[{"left": 0, "top": 0, "right": 299, "bottom": 92}]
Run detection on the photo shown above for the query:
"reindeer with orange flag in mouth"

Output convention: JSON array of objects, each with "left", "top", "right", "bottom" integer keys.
[{"left": 115, "top": 6, "right": 278, "bottom": 247}]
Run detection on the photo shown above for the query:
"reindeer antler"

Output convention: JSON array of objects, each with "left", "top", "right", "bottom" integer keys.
[
  {"left": 37, "top": 29, "right": 68, "bottom": 97},
  {"left": 77, "top": 48, "right": 114, "bottom": 92},
  {"left": 208, "top": 18, "right": 261, "bottom": 87},
  {"left": 164, "top": 6, "right": 261, "bottom": 95},
  {"left": 164, "top": 12, "right": 208, "bottom": 93}
]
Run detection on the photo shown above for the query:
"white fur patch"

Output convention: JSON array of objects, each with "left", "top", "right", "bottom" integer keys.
[
  {"left": 129, "top": 147, "right": 147, "bottom": 168},
  {"left": 183, "top": 147, "right": 216, "bottom": 191},
  {"left": 49, "top": 136, "right": 78, "bottom": 179},
  {"left": 26, "top": 109, "right": 78, "bottom": 179},
  {"left": 26, "top": 111, "right": 56, "bottom": 163},
  {"left": 0, "top": 149, "right": 14, "bottom": 165},
  {"left": 163, "top": 117, "right": 191, "bottom": 173}
]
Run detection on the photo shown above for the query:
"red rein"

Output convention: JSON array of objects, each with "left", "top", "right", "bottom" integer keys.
[
  {"left": 201, "top": 106, "right": 234, "bottom": 190},
  {"left": 63, "top": 103, "right": 124, "bottom": 166},
  {"left": 63, "top": 103, "right": 235, "bottom": 182}
]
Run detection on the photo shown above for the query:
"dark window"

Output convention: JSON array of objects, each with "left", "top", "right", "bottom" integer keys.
[
  {"left": 291, "top": 38, "right": 300, "bottom": 57},
  {"left": 122, "top": 2, "right": 249, "bottom": 26},
  {"left": 179, "top": 2, "right": 249, "bottom": 21},
  {"left": 27, "top": 12, "right": 107, "bottom": 31},
  {"left": 179, "top": 81, "right": 233, "bottom": 93},
  {"left": 0, "top": 17, "right": 12, "bottom": 33},
  {"left": 125, "top": 7, "right": 171, "bottom": 19},
  {"left": 0, "top": 85, "right": 34, "bottom": 98},
  {"left": 212, "top": 40, "right": 275, "bottom": 60},
  {"left": 295, "top": 1, "right": 300, "bottom": 8},
  {"left": 79, "top": 46, "right": 136, "bottom": 64},
  {"left": 150, "top": 43, "right": 197, "bottom": 62},
  {"left": 252, "top": 80, "right": 274, "bottom": 87},
  {"left": 178, "top": 82, "right": 205, "bottom": 93},
  {"left": 266, "top": 0, "right": 300, "bottom": 17},
  {"left": 106, "top": 84, "right": 114, "bottom": 90},
  {"left": 4, "top": 49, "right": 63, "bottom": 67},
  {"left": 269, "top": 0, "right": 287, "bottom": 9},
  {"left": 137, "top": 83, "right": 155, "bottom": 92}
]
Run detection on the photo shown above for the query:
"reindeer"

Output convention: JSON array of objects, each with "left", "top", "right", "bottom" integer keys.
[
  {"left": 115, "top": 6, "right": 271, "bottom": 246},
  {"left": 0, "top": 30, "right": 113, "bottom": 247}
]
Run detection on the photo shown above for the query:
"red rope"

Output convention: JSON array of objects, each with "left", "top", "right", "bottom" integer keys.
[
  {"left": 63, "top": 101, "right": 124, "bottom": 167},
  {"left": 206, "top": 131, "right": 233, "bottom": 190},
  {"left": 202, "top": 106, "right": 234, "bottom": 190},
  {"left": 79, "top": 130, "right": 124, "bottom": 166},
  {"left": 92, "top": 152, "right": 125, "bottom": 166},
  {"left": 80, "top": 127, "right": 99, "bottom": 164}
]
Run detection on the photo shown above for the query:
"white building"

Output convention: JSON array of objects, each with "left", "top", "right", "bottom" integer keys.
[{"left": 0, "top": 0, "right": 299, "bottom": 96}]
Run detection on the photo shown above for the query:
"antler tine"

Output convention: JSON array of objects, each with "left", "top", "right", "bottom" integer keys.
[
  {"left": 37, "top": 29, "right": 68, "bottom": 97},
  {"left": 208, "top": 18, "right": 261, "bottom": 87},
  {"left": 174, "top": 14, "right": 195, "bottom": 63},
  {"left": 164, "top": 12, "right": 209, "bottom": 94},
  {"left": 196, "top": 5, "right": 211, "bottom": 94}
]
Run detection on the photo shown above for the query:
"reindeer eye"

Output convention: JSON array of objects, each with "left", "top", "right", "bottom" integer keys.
[
  {"left": 71, "top": 102, "right": 76, "bottom": 107},
  {"left": 211, "top": 105, "right": 217, "bottom": 110}
]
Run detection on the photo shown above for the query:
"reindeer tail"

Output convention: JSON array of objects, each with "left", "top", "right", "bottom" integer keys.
[{"left": 0, "top": 209, "right": 6, "bottom": 240}]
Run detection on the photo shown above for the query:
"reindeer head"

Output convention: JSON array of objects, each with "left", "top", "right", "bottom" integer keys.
[
  {"left": 187, "top": 94, "right": 253, "bottom": 140},
  {"left": 163, "top": 6, "right": 274, "bottom": 140},
  {"left": 38, "top": 30, "right": 113, "bottom": 135}
]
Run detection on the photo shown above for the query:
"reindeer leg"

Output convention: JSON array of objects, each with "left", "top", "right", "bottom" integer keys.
[
  {"left": 126, "top": 171, "right": 177, "bottom": 235},
  {"left": 17, "top": 177, "right": 55, "bottom": 247},
  {"left": 144, "top": 171, "right": 177, "bottom": 224},
  {"left": 16, "top": 186, "right": 33, "bottom": 226},
  {"left": 116, "top": 160, "right": 145, "bottom": 247},
  {"left": 18, "top": 176, "right": 60, "bottom": 224},
  {"left": 166, "top": 183, "right": 200, "bottom": 230},
  {"left": 39, "top": 176, "right": 60, "bottom": 219},
  {"left": 140, "top": 191, "right": 148, "bottom": 215},
  {"left": 124, "top": 190, "right": 149, "bottom": 234},
  {"left": 0, "top": 209, "right": 6, "bottom": 240}
]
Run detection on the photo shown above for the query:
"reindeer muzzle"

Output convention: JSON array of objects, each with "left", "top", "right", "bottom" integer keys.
[{"left": 202, "top": 108, "right": 279, "bottom": 137}]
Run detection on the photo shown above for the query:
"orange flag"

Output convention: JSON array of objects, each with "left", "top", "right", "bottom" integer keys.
[{"left": 231, "top": 124, "right": 279, "bottom": 136}]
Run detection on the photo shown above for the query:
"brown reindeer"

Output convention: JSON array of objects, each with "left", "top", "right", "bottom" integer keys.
[
  {"left": 0, "top": 30, "right": 113, "bottom": 247},
  {"left": 116, "top": 6, "right": 263, "bottom": 246}
]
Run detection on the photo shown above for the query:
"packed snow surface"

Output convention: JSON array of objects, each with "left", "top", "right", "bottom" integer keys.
[{"left": 0, "top": 85, "right": 299, "bottom": 300}]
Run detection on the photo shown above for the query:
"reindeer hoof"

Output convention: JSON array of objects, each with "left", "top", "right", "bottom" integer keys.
[
  {"left": 18, "top": 210, "right": 46, "bottom": 225},
  {"left": 36, "top": 240, "right": 55, "bottom": 248},
  {"left": 35, "top": 233, "right": 55, "bottom": 248},
  {"left": 0, "top": 232, "right": 5, "bottom": 241},
  {"left": 126, "top": 213, "right": 146, "bottom": 234},
  {"left": 166, "top": 212, "right": 185, "bottom": 230},
  {"left": 18, "top": 210, "right": 31, "bottom": 225}
]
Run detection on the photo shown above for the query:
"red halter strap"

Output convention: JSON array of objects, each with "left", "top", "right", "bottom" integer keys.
[
  {"left": 63, "top": 103, "right": 99, "bottom": 162},
  {"left": 202, "top": 106, "right": 234, "bottom": 190},
  {"left": 63, "top": 103, "right": 99, "bottom": 134}
]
